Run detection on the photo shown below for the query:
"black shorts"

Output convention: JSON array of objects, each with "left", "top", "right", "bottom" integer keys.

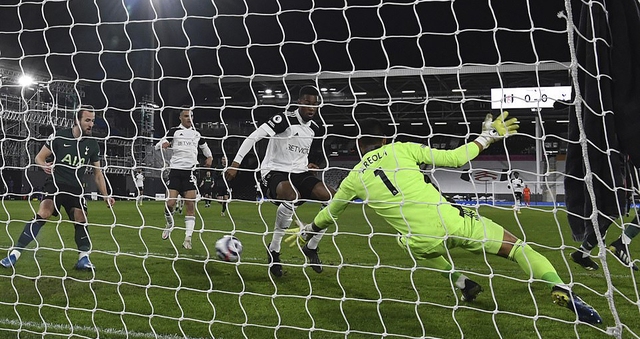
[
  {"left": 214, "top": 185, "right": 230, "bottom": 197},
  {"left": 200, "top": 187, "right": 213, "bottom": 196},
  {"left": 514, "top": 192, "right": 523, "bottom": 200},
  {"left": 166, "top": 169, "right": 198, "bottom": 195},
  {"left": 43, "top": 181, "right": 87, "bottom": 218},
  {"left": 262, "top": 171, "right": 321, "bottom": 202}
]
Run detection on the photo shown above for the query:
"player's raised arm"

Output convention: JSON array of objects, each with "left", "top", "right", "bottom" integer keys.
[
  {"left": 408, "top": 111, "right": 519, "bottom": 167},
  {"left": 473, "top": 111, "right": 519, "bottom": 150}
]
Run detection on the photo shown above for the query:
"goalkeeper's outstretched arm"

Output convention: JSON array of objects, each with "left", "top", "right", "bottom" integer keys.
[{"left": 473, "top": 111, "right": 519, "bottom": 150}]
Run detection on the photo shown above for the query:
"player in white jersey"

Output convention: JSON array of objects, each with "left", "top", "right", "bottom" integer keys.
[
  {"left": 226, "top": 86, "right": 334, "bottom": 277},
  {"left": 155, "top": 107, "right": 213, "bottom": 249},
  {"left": 508, "top": 171, "right": 525, "bottom": 213},
  {"left": 133, "top": 169, "right": 145, "bottom": 206}
]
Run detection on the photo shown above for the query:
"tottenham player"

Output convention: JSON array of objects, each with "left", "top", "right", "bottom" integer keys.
[
  {"left": 1, "top": 105, "right": 115, "bottom": 270},
  {"left": 226, "top": 86, "right": 334, "bottom": 277},
  {"left": 156, "top": 107, "right": 213, "bottom": 250},
  {"left": 508, "top": 172, "right": 525, "bottom": 214}
]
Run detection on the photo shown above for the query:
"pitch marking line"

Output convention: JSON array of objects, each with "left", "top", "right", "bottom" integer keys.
[{"left": 0, "top": 318, "right": 210, "bottom": 339}]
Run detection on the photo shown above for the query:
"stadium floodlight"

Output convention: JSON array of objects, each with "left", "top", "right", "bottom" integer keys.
[
  {"left": 452, "top": 88, "right": 467, "bottom": 92},
  {"left": 265, "top": 89, "right": 273, "bottom": 94},
  {"left": 18, "top": 75, "right": 34, "bottom": 87},
  {"left": 353, "top": 92, "right": 367, "bottom": 96},
  {"left": 402, "top": 90, "right": 416, "bottom": 94}
]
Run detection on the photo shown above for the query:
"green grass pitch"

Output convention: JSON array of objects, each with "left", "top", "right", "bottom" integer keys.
[{"left": 0, "top": 199, "right": 638, "bottom": 338}]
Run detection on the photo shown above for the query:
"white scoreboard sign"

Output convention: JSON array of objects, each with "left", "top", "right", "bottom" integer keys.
[{"left": 491, "top": 86, "right": 572, "bottom": 109}]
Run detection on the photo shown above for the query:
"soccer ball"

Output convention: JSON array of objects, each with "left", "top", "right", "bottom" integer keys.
[{"left": 215, "top": 235, "right": 243, "bottom": 262}]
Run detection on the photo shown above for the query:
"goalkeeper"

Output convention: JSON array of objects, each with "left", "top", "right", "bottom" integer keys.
[{"left": 288, "top": 115, "right": 602, "bottom": 324}]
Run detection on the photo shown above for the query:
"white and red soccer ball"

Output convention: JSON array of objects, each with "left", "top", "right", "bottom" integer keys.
[{"left": 215, "top": 235, "right": 243, "bottom": 262}]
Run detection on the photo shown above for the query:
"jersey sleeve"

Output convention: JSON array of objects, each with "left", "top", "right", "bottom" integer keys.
[
  {"left": 198, "top": 134, "right": 213, "bottom": 158},
  {"left": 44, "top": 132, "right": 55, "bottom": 150},
  {"left": 232, "top": 126, "right": 271, "bottom": 164},
  {"left": 313, "top": 172, "right": 357, "bottom": 229},
  {"left": 155, "top": 127, "right": 177, "bottom": 149},
  {"left": 405, "top": 142, "right": 481, "bottom": 168},
  {"left": 89, "top": 140, "right": 100, "bottom": 163},
  {"left": 263, "top": 112, "right": 290, "bottom": 135}
]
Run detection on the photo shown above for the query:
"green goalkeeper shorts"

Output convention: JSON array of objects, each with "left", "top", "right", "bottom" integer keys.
[{"left": 396, "top": 208, "right": 506, "bottom": 259}]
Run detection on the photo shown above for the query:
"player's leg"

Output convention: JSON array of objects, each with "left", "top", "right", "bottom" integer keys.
[
  {"left": 1, "top": 198, "right": 54, "bottom": 268},
  {"left": 204, "top": 192, "right": 211, "bottom": 207},
  {"left": 300, "top": 177, "right": 336, "bottom": 273},
  {"left": 163, "top": 189, "right": 179, "bottom": 240},
  {"left": 218, "top": 185, "right": 229, "bottom": 216},
  {"left": 177, "top": 195, "right": 184, "bottom": 214},
  {"left": 609, "top": 214, "right": 640, "bottom": 270},
  {"left": 267, "top": 172, "right": 299, "bottom": 277},
  {"left": 221, "top": 193, "right": 229, "bottom": 216},
  {"left": 570, "top": 215, "right": 613, "bottom": 271},
  {"left": 69, "top": 197, "right": 94, "bottom": 271},
  {"left": 395, "top": 235, "right": 483, "bottom": 301},
  {"left": 469, "top": 215, "right": 601, "bottom": 324},
  {"left": 138, "top": 187, "right": 144, "bottom": 206},
  {"left": 182, "top": 189, "right": 197, "bottom": 250}
]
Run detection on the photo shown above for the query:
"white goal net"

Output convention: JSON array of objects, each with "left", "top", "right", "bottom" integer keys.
[{"left": 1, "top": 0, "right": 638, "bottom": 338}]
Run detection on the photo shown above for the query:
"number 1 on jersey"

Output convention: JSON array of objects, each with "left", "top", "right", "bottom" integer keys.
[{"left": 374, "top": 168, "right": 399, "bottom": 195}]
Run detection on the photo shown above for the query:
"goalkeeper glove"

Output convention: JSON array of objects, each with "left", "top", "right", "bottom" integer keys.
[
  {"left": 284, "top": 220, "right": 323, "bottom": 248},
  {"left": 474, "top": 111, "right": 519, "bottom": 149}
]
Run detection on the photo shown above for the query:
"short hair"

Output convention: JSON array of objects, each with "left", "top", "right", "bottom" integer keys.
[
  {"left": 76, "top": 105, "right": 95, "bottom": 121},
  {"left": 358, "top": 118, "right": 386, "bottom": 146},
  {"left": 298, "top": 85, "right": 319, "bottom": 99}
]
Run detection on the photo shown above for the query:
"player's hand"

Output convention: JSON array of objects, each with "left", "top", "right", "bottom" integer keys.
[
  {"left": 42, "top": 162, "right": 54, "bottom": 175},
  {"left": 474, "top": 111, "right": 519, "bottom": 149},
  {"left": 284, "top": 220, "right": 316, "bottom": 248},
  {"left": 308, "top": 163, "right": 319, "bottom": 169},
  {"left": 104, "top": 196, "right": 115, "bottom": 208},
  {"left": 204, "top": 157, "right": 213, "bottom": 168},
  {"left": 225, "top": 161, "right": 241, "bottom": 181}
]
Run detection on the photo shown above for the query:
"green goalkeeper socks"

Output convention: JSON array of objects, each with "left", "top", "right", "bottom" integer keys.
[{"left": 508, "top": 240, "right": 563, "bottom": 287}]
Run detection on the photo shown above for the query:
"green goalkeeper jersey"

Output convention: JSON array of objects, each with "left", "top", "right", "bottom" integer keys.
[{"left": 314, "top": 142, "right": 481, "bottom": 237}]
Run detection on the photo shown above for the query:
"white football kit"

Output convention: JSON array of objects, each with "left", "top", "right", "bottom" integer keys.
[
  {"left": 233, "top": 109, "right": 321, "bottom": 177},
  {"left": 134, "top": 172, "right": 144, "bottom": 188},
  {"left": 155, "top": 124, "right": 212, "bottom": 170},
  {"left": 510, "top": 178, "right": 524, "bottom": 194}
]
